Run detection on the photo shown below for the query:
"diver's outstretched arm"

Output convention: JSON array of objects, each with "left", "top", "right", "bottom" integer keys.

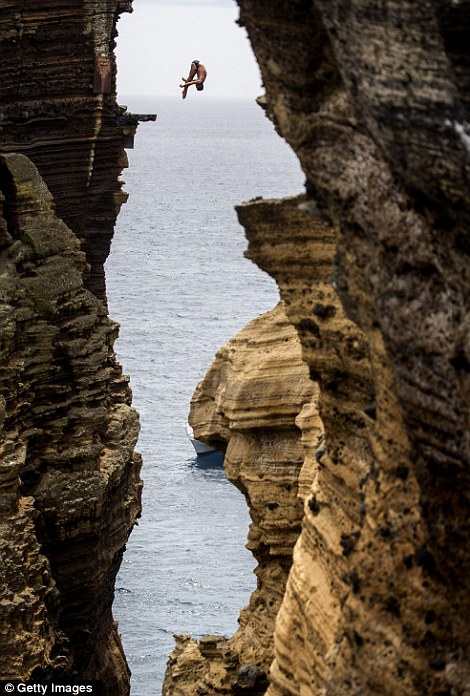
[{"left": 179, "top": 79, "right": 202, "bottom": 88}]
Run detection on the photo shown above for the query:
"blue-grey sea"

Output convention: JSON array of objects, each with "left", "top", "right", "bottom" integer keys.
[{"left": 105, "top": 95, "right": 304, "bottom": 695}]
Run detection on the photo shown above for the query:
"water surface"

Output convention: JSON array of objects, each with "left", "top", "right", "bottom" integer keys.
[{"left": 106, "top": 95, "right": 304, "bottom": 694}]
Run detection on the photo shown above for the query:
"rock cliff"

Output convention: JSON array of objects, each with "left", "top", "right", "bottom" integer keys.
[
  {"left": 0, "top": 2, "right": 143, "bottom": 693},
  {"left": 163, "top": 303, "right": 317, "bottom": 695},
  {"left": 165, "top": 1, "right": 470, "bottom": 695},
  {"left": 2, "top": 1, "right": 469, "bottom": 694}
]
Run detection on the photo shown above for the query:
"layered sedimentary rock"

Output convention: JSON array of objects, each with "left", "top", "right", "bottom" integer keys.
[
  {"left": 240, "top": 197, "right": 427, "bottom": 696},
  {"left": 0, "top": 153, "right": 141, "bottom": 692},
  {"left": 0, "top": 0, "right": 141, "bottom": 300},
  {"left": 242, "top": 2, "right": 470, "bottom": 694},
  {"left": 0, "top": 2, "right": 143, "bottom": 693},
  {"left": 163, "top": 304, "right": 317, "bottom": 695},
  {"left": 166, "top": 1, "right": 470, "bottom": 695}
]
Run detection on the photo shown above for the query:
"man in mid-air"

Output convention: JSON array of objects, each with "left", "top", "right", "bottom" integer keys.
[{"left": 180, "top": 60, "right": 207, "bottom": 99}]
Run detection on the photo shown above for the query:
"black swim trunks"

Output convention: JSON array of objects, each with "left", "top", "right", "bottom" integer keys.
[{"left": 192, "top": 60, "right": 200, "bottom": 68}]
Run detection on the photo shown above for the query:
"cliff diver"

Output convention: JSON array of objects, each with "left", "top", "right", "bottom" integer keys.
[{"left": 180, "top": 60, "right": 207, "bottom": 99}]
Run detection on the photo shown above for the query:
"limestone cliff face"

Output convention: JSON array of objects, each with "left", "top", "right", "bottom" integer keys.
[
  {"left": 238, "top": 1, "right": 470, "bottom": 694},
  {"left": 0, "top": 3, "right": 142, "bottom": 693},
  {"left": 163, "top": 304, "right": 316, "bottom": 695},
  {"left": 165, "top": 1, "right": 470, "bottom": 695}
]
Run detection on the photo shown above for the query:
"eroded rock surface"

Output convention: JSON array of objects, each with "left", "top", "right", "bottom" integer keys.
[
  {"left": 163, "top": 304, "right": 316, "bottom": 695},
  {"left": 0, "top": 154, "right": 141, "bottom": 692},
  {"left": 243, "top": 2, "right": 470, "bottom": 694},
  {"left": 239, "top": 196, "right": 428, "bottom": 696}
]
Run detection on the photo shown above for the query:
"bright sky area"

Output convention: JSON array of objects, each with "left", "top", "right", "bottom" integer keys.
[{"left": 115, "top": 0, "right": 264, "bottom": 99}]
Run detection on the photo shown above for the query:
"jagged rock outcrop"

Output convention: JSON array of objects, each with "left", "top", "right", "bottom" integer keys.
[
  {"left": 0, "top": 2, "right": 144, "bottom": 693},
  {"left": 0, "top": 153, "right": 141, "bottom": 692},
  {"left": 166, "top": 1, "right": 470, "bottom": 695},
  {"left": 163, "top": 304, "right": 317, "bottom": 695},
  {"left": 4, "top": 0, "right": 468, "bottom": 693}
]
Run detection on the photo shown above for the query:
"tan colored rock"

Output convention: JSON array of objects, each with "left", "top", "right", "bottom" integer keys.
[
  {"left": 167, "top": 158, "right": 469, "bottom": 692},
  {"left": 239, "top": 197, "right": 428, "bottom": 695},
  {"left": 229, "top": 1, "right": 470, "bottom": 693},
  {"left": 163, "top": 303, "right": 317, "bottom": 695}
]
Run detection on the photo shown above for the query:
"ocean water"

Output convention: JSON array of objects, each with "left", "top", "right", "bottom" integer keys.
[{"left": 105, "top": 95, "right": 304, "bottom": 695}]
